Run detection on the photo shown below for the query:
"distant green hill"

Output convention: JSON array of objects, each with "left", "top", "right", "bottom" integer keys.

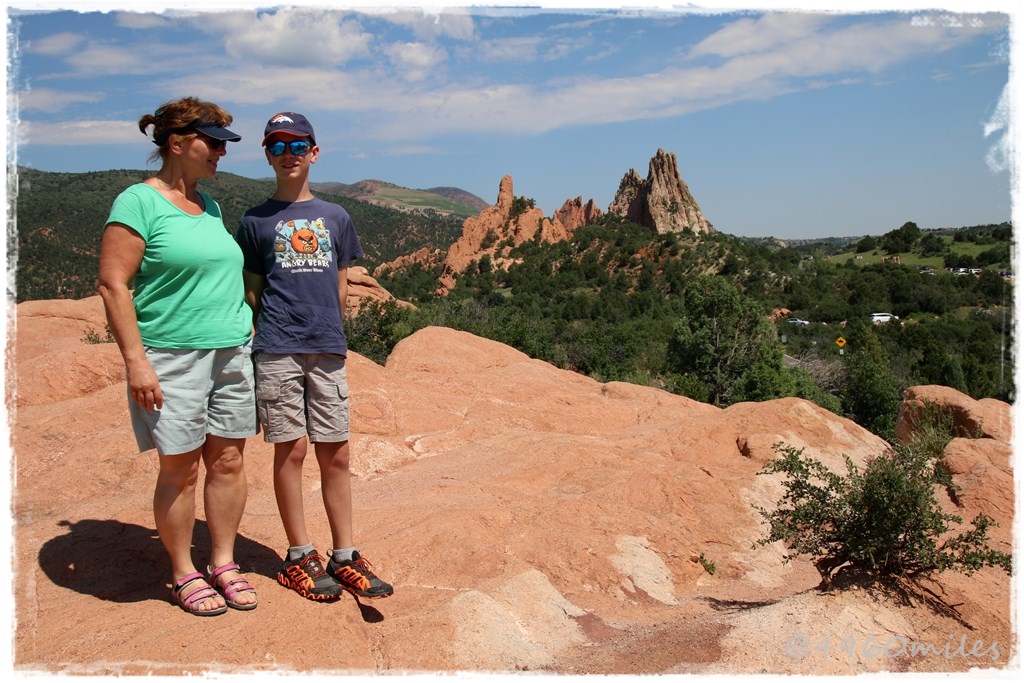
[
  {"left": 311, "top": 179, "right": 487, "bottom": 217},
  {"left": 9, "top": 167, "right": 465, "bottom": 302}
]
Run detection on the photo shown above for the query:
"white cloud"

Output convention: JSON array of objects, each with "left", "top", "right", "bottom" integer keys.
[
  {"left": 542, "top": 36, "right": 591, "bottom": 62},
  {"left": 114, "top": 11, "right": 172, "bottom": 30},
  {"left": 156, "top": 7, "right": 1004, "bottom": 146},
  {"left": 346, "top": 10, "right": 1006, "bottom": 141},
  {"left": 66, "top": 42, "right": 200, "bottom": 75},
  {"left": 16, "top": 87, "right": 104, "bottom": 113},
  {"left": 13, "top": 7, "right": 1010, "bottom": 158},
  {"left": 689, "top": 12, "right": 999, "bottom": 75},
  {"left": 161, "top": 65, "right": 381, "bottom": 110},
  {"left": 199, "top": 9, "right": 373, "bottom": 67},
  {"left": 983, "top": 83, "right": 1010, "bottom": 174},
  {"left": 375, "top": 8, "right": 477, "bottom": 42},
  {"left": 688, "top": 12, "right": 831, "bottom": 60},
  {"left": 466, "top": 35, "right": 544, "bottom": 63},
  {"left": 17, "top": 119, "right": 143, "bottom": 146},
  {"left": 385, "top": 41, "right": 447, "bottom": 82},
  {"left": 22, "top": 32, "right": 86, "bottom": 56}
]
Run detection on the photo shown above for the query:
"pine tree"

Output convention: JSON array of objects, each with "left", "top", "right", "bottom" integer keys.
[{"left": 842, "top": 326, "right": 903, "bottom": 436}]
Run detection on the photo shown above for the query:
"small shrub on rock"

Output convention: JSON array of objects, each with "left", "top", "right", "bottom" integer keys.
[{"left": 752, "top": 442, "right": 1011, "bottom": 588}]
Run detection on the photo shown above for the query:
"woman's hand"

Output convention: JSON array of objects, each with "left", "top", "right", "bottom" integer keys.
[{"left": 126, "top": 356, "right": 163, "bottom": 410}]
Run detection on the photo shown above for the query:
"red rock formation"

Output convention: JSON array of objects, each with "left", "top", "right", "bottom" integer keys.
[
  {"left": 10, "top": 297, "right": 1013, "bottom": 676},
  {"left": 554, "top": 196, "right": 604, "bottom": 233},
  {"left": 379, "top": 180, "right": 606, "bottom": 297},
  {"left": 346, "top": 265, "right": 415, "bottom": 315},
  {"left": 372, "top": 247, "right": 445, "bottom": 279},
  {"left": 609, "top": 148, "right": 712, "bottom": 235},
  {"left": 894, "top": 384, "right": 1012, "bottom": 443},
  {"left": 436, "top": 175, "right": 579, "bottom": 296}
]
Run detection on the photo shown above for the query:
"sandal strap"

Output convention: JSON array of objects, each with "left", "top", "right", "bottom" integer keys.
[
  {"left": 181, "top": 585, "right": 221, "bottom": 610},
  {"left": 220, "top": 576, "right": 256, "bottom": 599},
  {"left": 173, "top": 573, "right": 220, "bottom": 610},
  {"left": 208, "top": 562, "right": 256, "bottom": 600},
  {"left": 172, "top": 571, "right": 206, "bottom": 592},
  {"left": 208, "top": 562, "right": 241, "bottom": 582}
]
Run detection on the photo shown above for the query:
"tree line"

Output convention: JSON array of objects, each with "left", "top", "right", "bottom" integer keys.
[
  {"left": 351, "top": 214, "right": 1013, "bottom": 439},
  {"left": 10, "top": 167, "right": 464, "bottom": 302}
]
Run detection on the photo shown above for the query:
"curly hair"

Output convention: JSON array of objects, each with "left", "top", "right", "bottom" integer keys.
[{"left": 138, "top": 96, "right": 234, "bottom": 163}]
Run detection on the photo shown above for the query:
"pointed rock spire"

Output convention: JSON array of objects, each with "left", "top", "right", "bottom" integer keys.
[{"left": 609, "top": 149, "right": 712, "bottom": 235}]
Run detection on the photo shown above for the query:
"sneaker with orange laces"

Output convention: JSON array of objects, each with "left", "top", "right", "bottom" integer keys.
[
  {"left": 327, "top": 551, "right": 394, "bottom": 599},
  {"left": 277, "top": 549, "right": 342, "bottom": 601}
]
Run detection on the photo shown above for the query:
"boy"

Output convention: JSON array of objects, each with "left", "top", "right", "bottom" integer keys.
[{"left": 235, "top": 112, "right": 393, "bottom": 601}]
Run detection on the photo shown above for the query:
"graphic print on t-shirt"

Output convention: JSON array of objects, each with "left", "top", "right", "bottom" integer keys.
[{"left": 273, "top": 218, "right": 333, "bottom": 270}]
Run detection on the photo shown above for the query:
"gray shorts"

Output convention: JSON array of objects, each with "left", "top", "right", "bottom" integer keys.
[
  {"left": 253, "top": 353, "right": 350, "bottom": 443},
  {"left": 129, "top": 343, "right": 258, "bottom": 455}
]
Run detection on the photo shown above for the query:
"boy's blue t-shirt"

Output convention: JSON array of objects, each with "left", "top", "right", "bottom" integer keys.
[
  {"left": 235, "top": 196, "right": 364, "bottom": 355},
  {"left": 105, "top": 183, "right": 252, "bottom": 349}
]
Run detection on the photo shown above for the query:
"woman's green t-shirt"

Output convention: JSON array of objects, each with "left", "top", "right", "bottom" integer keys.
[{"left": 106, "top": 183, "right": 251, "bottom": 349}]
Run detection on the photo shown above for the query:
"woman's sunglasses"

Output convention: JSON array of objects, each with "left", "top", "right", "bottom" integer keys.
[
  {"left": 197, "top": 134, "right": 228, "bottom": 151},
  {"left": 266, "top": 140, "right": 312, "bottom": 157}
]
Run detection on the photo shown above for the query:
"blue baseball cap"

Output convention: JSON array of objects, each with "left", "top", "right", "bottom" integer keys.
[{"left": 262, "top": 112, "right": 316, "bottom": 145}]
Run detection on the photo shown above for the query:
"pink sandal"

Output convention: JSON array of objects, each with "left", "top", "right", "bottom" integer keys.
[
  {"left": 208, "top": 562, "right": 258, "bottom": 611},
  {"left": 172, "top": 572, "right": 228, "bottom": 616}
]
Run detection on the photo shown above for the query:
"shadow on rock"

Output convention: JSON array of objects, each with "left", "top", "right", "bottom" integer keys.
[
  {"left": 701, "top": 596, "right": 781, "bottom": 613},
  {"left": 354, "top": 597, "right": 384, "bottom": 623},
  {"left": 38, "top": 518, "right": 279, "bottom": 604}
]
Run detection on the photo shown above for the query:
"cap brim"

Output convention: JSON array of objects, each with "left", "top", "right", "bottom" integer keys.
[
  {"left": 262, "top": 130, "right": 315, "bottom": 146},
  {"left": 195, "top": 124, "right": 242, "bottom": 142}
]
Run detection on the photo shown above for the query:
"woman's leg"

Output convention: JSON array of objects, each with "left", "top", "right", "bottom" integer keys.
[
  {"left": 155, "top": 448, "right": 225, "bottom": 612},
  {"left": 202, "top": 435, "right": 256, "bottom": 607}
]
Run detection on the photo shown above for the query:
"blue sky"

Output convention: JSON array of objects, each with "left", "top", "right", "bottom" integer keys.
[{"left": 3, "top": 0, "right": 1018, "bottom": 240}]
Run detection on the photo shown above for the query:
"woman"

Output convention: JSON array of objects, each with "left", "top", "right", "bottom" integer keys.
[{"left": 97, "top": 96, "right": 258, "bottom": 615}]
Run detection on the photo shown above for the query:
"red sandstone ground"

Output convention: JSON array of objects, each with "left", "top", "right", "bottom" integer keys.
[{"left": 6, "top": 296, "right": 1019, "bottom": 676}]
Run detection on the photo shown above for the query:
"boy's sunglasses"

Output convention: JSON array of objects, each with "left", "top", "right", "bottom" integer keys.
[{"left": 266, "top": 140, "right": 312, "bottom": 156}]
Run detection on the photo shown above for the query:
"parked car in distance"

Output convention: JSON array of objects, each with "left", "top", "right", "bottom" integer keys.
[
  {"left": 787, "top": 317, "right": 811, "bottom": 326},
  {"left": 871, "top": 312, "right": 899, "bottom": 324}
]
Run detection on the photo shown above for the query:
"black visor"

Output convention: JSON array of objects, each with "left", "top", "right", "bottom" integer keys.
[{"left": 154, "top": 120, "right": 241, "bottom": 146}]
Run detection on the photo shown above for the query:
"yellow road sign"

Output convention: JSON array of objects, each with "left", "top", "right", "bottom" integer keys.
[{"left": 836, "top": 337, "right": 847, "bottom": 348}]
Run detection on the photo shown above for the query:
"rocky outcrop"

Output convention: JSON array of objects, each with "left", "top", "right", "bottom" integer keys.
[
  {"left": 436, "top": 176, "right": 597, "bottom": 296},
  {"left": 399, "top": 150, "right": 710, "bottom": 296},
  {"left": 372, "top": 247, "right": 445, "bottom": 280},
  {"left": 609, "top": 149, "right": 712, "bottom": 235},
  {"left": 894, "top": 384, "right": 1012, "bottom": 443},
  {"left": 11, "top": 296, "right": 1015, "bottom": 676},
  {"left": 346, "top": 265, "right": 415, "bottom": 315},
  {"left": 554, "top": 196, "right": 604, "bottom": 233}
]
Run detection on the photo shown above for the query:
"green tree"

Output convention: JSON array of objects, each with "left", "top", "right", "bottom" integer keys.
[
  {"left": 880, "top": 221, "right": 921, "bottom": 254},
  {"left": 916, "top": 232, "right": 947, "bottom": 257},
  {"left": 666, "top": 275, "right": 784, "bottom": 406},
  {"left": 842, "top": 326, "right": 902, "bottom": 436},
  {"left": 855, "top": 235, "right": 878, "bottom": 253}
]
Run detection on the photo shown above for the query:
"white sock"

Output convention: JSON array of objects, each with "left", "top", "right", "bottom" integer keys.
[
  {"left": 332, "top": 546, "right": 356, "bottom": 563},
  {"left": 287, "top": 543, "right": 315, "bottom": 561}
]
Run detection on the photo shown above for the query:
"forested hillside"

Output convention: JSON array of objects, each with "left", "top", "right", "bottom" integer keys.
[
  {"left": 8, "top": 167, "right": 1012, "bottom": 438},
  {"left": 9, "top": 167, "right": 463, "bottom": 302},
  {"left": 354, "top": 214, "right": 1014, "bottom": 436}
]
